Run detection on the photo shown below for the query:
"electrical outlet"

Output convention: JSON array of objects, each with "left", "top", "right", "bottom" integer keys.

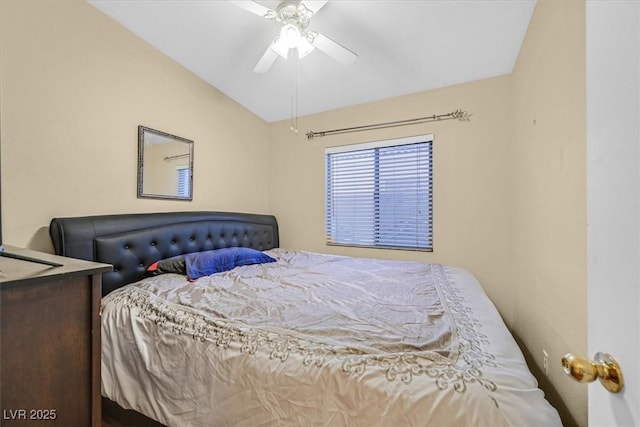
[{"left": 542, "top": 349, "right": 549, "bottom": 376}]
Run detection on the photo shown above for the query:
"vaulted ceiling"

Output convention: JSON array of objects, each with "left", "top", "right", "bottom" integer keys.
[{"left": 88, "top": 0, "right": 536, "bottom": 123}]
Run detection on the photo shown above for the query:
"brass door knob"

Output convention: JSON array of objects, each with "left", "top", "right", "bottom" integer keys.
[{"left": 561, "top": 352, "right": 624, "bottom": 393}]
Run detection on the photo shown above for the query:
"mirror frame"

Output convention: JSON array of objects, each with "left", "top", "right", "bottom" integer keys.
[{"left": 137, "top": 126, "right": 194, "bottom": 201}]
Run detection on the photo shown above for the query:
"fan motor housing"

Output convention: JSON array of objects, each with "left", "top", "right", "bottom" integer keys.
[{"left": 276, "top": 1, "right": 312, "bottom": 29}]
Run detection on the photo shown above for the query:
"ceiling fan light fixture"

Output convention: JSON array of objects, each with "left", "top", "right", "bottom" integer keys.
[
  {"left": 296, "top": 35, "right": 315, "bottom": 58},
  {"left": 271, "top": 36, "right": 290, "bottom": 59},
  {"left": 280, "top": 24, "right": 301, "bottom": 48},
  {"left": 273, "top": 24, "right": 315, "bottom": 59}
]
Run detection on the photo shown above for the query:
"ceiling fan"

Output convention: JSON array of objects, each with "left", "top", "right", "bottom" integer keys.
[{"left": 230, "top": 0, "right": 357, "bottom": 73}]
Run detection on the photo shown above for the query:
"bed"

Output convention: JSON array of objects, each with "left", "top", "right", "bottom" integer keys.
[{"left": 49, "top": 211, "right": 561, "bottom": 427}]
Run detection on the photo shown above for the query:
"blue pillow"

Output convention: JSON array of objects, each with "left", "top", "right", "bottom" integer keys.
[{"left": 185, "top": 247, "right": 276, "bottom": 280}]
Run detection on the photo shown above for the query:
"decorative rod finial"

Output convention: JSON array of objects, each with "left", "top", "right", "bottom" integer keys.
[{"left": 452, "top": 109, "right": 471, "bottom": 121}]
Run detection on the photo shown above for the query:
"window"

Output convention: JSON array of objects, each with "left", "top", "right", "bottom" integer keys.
[
  {"left": 177, "top": 166, "right": 191, "bottom": 198},
  {"left": 325, "top": 134, "right": 433, "bottom": 251}
]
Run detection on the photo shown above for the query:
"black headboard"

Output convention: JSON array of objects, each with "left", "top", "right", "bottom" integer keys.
[{"left": 49, "top": 211, "right": 279, "bottom": 296}]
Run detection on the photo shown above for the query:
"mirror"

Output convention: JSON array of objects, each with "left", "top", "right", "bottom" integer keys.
[{"left": 138, "top": 126, "right": 193, "bottom": 201}]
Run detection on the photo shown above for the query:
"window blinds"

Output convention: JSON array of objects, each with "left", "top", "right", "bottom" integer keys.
[
  {"left": 177, "top": 166, "right": 190, "bottom": 198},
  {"left": 325, "top": 135, "right": 433, "bottom": 251}
]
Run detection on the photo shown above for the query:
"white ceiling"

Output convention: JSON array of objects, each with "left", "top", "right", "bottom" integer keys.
[{"left": 87, "top": 0, "right": 536, "bottom": 123}]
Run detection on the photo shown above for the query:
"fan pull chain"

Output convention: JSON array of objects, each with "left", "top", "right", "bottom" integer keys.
[{"left": 290, "top": 50, "right": 299, "bottom": 134}]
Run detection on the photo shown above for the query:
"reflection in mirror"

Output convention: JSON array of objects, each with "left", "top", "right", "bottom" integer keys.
[{"left": 138, "top": 126, "right": 193, "bottom": 201}]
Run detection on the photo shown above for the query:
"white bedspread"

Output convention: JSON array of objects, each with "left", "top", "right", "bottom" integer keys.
[{"left": 101, "top": 249, "right": 561, "bottom": 426}]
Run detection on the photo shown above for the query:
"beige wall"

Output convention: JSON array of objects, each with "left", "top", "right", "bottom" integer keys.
[
  {"left": 510, "top": 1, "right": 586, "bottom": 426},
  {"left": 268, "top": 75, "right": 514, "bottom": 320},
  {"left": 0, "top": 0, "right": 270, "bottom": 251}
]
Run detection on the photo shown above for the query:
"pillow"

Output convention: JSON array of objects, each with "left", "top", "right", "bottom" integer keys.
[
  {"left": 185, "top": 247, "right": 276, "bottom": 280},
  {"left": 146, "top": 254, "right": 186, "bottom": 275}
]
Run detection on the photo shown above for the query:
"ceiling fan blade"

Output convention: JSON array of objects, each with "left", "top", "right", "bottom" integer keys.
[
  {"left": 300, "top": 1, "right": 328, "bottom": 15},
  {"left": 228, "top": 1, "right": 275, "bottom": 19},
  {"left": 311, "top": 32, "right": 357, "bottom": 65},
  {"left": 253, "top": 45, "right": 280, "bottom": 73}
]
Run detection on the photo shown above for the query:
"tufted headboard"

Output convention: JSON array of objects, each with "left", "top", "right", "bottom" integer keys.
[{"left": 49, "top": 211, "right": 279, "bottom": 296}]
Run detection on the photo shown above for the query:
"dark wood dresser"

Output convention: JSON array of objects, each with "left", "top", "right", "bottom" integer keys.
[{"left": 0, "top": 246, "right": 111, "bottom": 426}]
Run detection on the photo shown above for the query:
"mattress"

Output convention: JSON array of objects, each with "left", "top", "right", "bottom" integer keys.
[{"left": 101, "top": 249, "right": 561, "bottom": 426}]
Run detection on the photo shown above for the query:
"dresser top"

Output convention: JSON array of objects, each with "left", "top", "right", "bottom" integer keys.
[{"left": 0, "top": 245, "right": 112, "bottom": 288}]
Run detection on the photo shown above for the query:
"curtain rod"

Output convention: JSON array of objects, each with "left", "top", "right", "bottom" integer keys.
[
  {"left": 163, "top": 154, "right": 190, "bottom": 161},
  {"left": 305, "top": 109, "right": 470, "bottom": 140}
]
